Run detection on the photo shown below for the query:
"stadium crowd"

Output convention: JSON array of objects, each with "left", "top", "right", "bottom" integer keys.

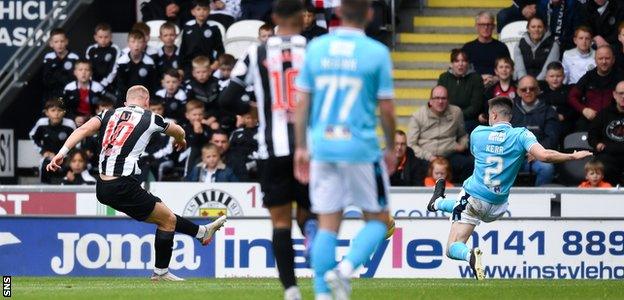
[{"left": 29, "top": 0, "right": 624, "bottom": 188}]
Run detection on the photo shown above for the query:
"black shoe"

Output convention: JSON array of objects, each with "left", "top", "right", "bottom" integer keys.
[
  {"left": 469, "top": 248, "right": 485, "bottom": 280},
  {"left": 427, "top": 178, "right": 446, "bottom": 212}
]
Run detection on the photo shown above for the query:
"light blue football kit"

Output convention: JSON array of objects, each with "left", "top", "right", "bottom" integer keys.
[{"left": 296, "top": 27, "right": 394, "bottom": 296}]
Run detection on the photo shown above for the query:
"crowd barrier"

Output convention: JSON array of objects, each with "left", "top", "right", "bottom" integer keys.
[
  {"left": 1, "top": 183, "right": 623, "bottom": 217},
  {"left": 0, "top": 217, "right": 622, "bottom": 279}
]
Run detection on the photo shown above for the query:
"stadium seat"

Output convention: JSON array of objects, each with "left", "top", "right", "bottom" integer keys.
[
  {"left": 224, "top": 20, "right": 265, "bottom": 58},
  {"left": 563, "top": 131, "right": 592, "bottom": 151},
  {"left": 145, "top": 20, "right": 182, "bottom": 49},
  {"left": 499, "top": 21, "right": 527, "bottom": 62},
  {"left": 559, "top": 157, "right": 592, "bottom": 186}
]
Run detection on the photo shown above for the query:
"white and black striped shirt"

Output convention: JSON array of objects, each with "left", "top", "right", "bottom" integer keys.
[
  {"left": 97, "top": 105, "right": 169, "bottom": 177},
  {"left": 229, "top": 35, "right": 307, "bottom": 159}
]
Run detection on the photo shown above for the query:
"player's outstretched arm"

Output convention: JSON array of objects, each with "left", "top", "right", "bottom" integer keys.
[
  {"left": 218, "top": 79, "right": 251, "bottom": 115},
  {"left": 294, "top": 91, "right": 311, "bottom": 183},
  {"left": 46, "top": 117, "right": 102, "bottom": 172},
  {"left": 164, "top": 122, "right": 187, "bottom": 151},
  {"left": 529, "top": 143, "right": 593, "bottom": 163},
  {"left": 379, "top": 99, "right": 397, "bottom": 174}
]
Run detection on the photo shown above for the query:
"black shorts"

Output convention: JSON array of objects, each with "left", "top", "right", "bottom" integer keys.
[
  {"left": 96, "top": 176, "right": 162, "bottom": 221},
  {"left": 257, "top": 156, "right": 310, "bottom": 209}
]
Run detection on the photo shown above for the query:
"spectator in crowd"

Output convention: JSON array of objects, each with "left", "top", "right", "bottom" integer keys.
[
  {"left": 63, "top": 60, "right": 116, "bottom": 120},
  {"left": 562, "top": 26, "right": 595, "bottom": 85},
  {"left": 301, "top": 3, "right": 328, "bottom": 42},
  {"left": 389, "top": 130, "right": 423, "bottom": 186},
  {"left": 185, "top": 56, "right": 220, "bottom": 119},
  {"left": 258, "top": 23, "right": 274, "bottom": 43},
  {"left": 462, "top": 11, "right": 511, "bottom": 87},
  {"left": 85, "top": 23, "right": 120, "bottom": 90},
  {"left": 180, "top": 0, "right": 225, "bottom": 74},
  {"left": 210, "top": 129, "right": 230, "bottom": 158},
  {"left": 513, "top": 16, "right": 560, "bottom": 81},
  {"left": 155, "top": 69, "right": 188, "bottom": 123},
  {"left": 497, "top": 0, "right": 538, "bottom": 33},
  {"left": 407, "top": 85, "right": 473, "bottom": 183},
  {"left": 157, "top": 22, "right": 181, "bottom": 77},
  {"left": 578, "top": 159, "right": 612, "bottom": 188},
  {"left": 141, "top": 0, "right": 191, "bottom": 26},
  {"left": 481, "top": 57, "right": 517, "bottom": 124},
  {"left": 181, "top": 99, "right": 214, "bottom": 176},
  {"left": 511, "top": 75, "right": 559, "bottom": 186},
  {"left": 29, "top": 98, "right": 76, "bottom": 183},
  {"left": 538, "top": 0, "right": 581, "bottom": 51},
  {"left": 568, "top": 45, "right": 622, "bottom": 130},
  {"left": 437, "top": 49, "right": 484, "bottom": 133},
  {"left": 62, "top": 150, "right": 96, "bottom": 185},
  {"left": 94, "top": 98, "right": 114, "bottom": 115},
  {"left": 213, "top": 54, "right": 238, "bottom": 133},
  {"left": 424, "top": 157, "right": 454, "bottom": 188},
  {"left": 613, "top": 22, "right": 624, "bottom": 73},
  {"left": 588, "top": 80, "right": 624, "bottom": 186},
  {"left": 42, "top": 28, "right": 80, "bottom": 100},
  {"left": 129, "top": 22, "right": 160, "bottom": 64},
  {"left": 579, "top": 0, "right": 624, "bottom": 47},
  {"left": 115, "top": 30, "right": 159, "bottom": 101},
  {"left": 208, "top": 0, "right": 242, "bottom": 29},
  {"left": 227, "top": 111, "right": 258, "bottom": 181},
  {"left": 240, "top": 0, "right": 273, "bottom": 23},
  {"left": 138, "top": 99, "right": 176, "bottom": 182},
  {"left": 540, "top": 62, "right": 577, "bottom": 139},
  {"left": 186, "top": 143, "right": 238, "bottom": 182}
]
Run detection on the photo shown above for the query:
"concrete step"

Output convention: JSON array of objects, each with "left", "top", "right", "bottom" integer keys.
[
  {"left": 395, "top": 43, "right": 463, "bottom": 52},
  {"left": 394, "top": 80, "right": 438, "bottom": 89},
  {"left": 392, "top": 51, "right": 448, "bottom": 62},
  {"left": 428, "top": 0, "right": 509, "bottom": 8},
  {"left": 394, "top": 69, "right": 443, "bottom": 80},
  {"left": 399, "top": 33, "right": 477, "bottom": 44},
  {"left": 413, "top": 16, "right": 474, "bottom": 27},
  {"left": 396, "top": 88, "right": 430, "bottom": 100},
  {"left": 421, "top": 8, "right": 500, "bottom": 16},
  {"left": 412, "top": 27, "right": 475, "bottom": 34},
  {"left": 394, "top": 61, "right": 448, "bottom": 69}
]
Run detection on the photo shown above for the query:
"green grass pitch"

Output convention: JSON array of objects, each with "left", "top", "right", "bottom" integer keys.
[{"left": 10, "top": 277, "right": 622, "bottom": 299}]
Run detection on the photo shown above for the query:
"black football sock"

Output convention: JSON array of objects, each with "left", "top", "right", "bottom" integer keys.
[
  {"left": 272, "top": 228, "right": 296, "bottom": 289},
  {"left": 175, "top": 214, "right": 200, "bottom": 237},
  {"left": 154, "top": 229, "right": 175, "bottom": 270}
]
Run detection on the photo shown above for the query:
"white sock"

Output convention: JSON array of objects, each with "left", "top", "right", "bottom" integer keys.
[
  {"left": 196, "top": 225, "right": 207, "bottom": 239},
  {"left": 338, "top": 260, "right": 354, "bottom": 277},
  {"left": 315, "top": 293, "right": 332, "bottom": 300},
  {"left": 154, "top": 267, "right": 168, "bottom": 275}
]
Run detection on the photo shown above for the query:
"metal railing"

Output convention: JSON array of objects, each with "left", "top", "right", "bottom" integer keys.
[{"left": 0, "top": 0, "right": 93, "bottom": 115}]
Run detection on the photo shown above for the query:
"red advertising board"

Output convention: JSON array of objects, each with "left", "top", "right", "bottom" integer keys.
[{"left": 0, "top": 193, "right": 76, "bottom": 215}]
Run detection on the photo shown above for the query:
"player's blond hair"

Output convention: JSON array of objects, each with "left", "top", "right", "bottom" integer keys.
[{"left": 126, "top": 85, "right": 150, "bottom": 102}]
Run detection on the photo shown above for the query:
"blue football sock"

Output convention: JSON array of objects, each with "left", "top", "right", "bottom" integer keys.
[
  {"left": 311, "top": 230, "right": 337, "bottom": 295},
  {"left": 344, "top": 220, "right": 387, "bottom": 272},
  {"left": 448, "top": 242, "right": 470, "bottom": 262},
  {"left": 435, "top": 198, "right": 456, "bottom": 213}
]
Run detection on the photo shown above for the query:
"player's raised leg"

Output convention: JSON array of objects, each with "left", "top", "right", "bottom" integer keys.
[{"left": 427, "top": 179, "right": 455, "bottom": 213}]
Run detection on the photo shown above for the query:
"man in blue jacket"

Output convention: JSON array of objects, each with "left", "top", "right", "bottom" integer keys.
[{"left": 511, "top": 75, "right": 561, "bottom": 186}]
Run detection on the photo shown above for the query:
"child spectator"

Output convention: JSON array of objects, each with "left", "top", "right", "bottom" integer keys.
[
  {"left": 95, "top": 98, "right": 115, "bottom": 115},
  {"left": 62, "top": 150, "right": 96, "bottom": 185},
  {"left": 128, "top": 22, "right": 160, "bottom": 64},
  {"left": 42, "top": 28, "right": 80, "bottom": 99},
  {"left": 29, "top": 99, "right": 76, "bottom": 183},
  {"left": 301, "top": 3, "right": 328, "bottom": 41},
  {"left": 63, "top": 60, "right": 116, "bottom": 119},
  {"left": 481, "top": 57, "right": 517, "bottom": 124},
  {"left": 214, "top": 54, "right": 239, "bottom": 133},
  {"left": 115, "top": 30, "right": 159, "bottom": 100},
  {"left": 138, "top": 99, "right": 175, "bottom": 182},
  {"left": 424, "top": 157, "right": 454, "bottom": 187},
  {"left": 562, "top": 26, "right": 595, "bottom": 85},
  {"left": 85, "top": 23, "right": 120, "bottom": 89},
  {"left": 186, "top": 143, "right": 238, "bottom": 182},
  {"left": 180, "top": 0, "right": 225, "bottom": 74},
  {"left": 185, "top": 56, "right": 220, "bottom": 116},
  {"left": 540, "top": 62, "right": 577, "bottom": 140},
  {"left": 258, "top": 23, "right": 274, "bottom": 43},
  {"left": 155, "top": 69, "right": 188, "bottom": 123},
  {"left": 227, "top": 111, "right": 258, "bottom": 180},
  {"left": 578, "top": 160, "right": 612, "bottom": 188},
  {"left": 79, "top": 98, "right": 115, "bottom": 170},
  {"left": 208, "top": 0, "right": 241, "bottom": 29},
  {"left": 157, "top": 22, "right": 181, "bottom": 76},
  {"left": 180, "top": 99, "right": 214, "bottom": 176}
]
